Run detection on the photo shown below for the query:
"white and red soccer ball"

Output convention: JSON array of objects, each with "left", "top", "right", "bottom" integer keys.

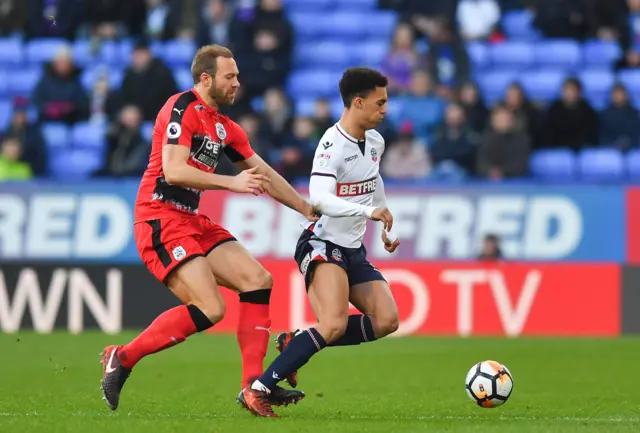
[{"left": 465, "top": 360, "right": 514, "bottom": 408}]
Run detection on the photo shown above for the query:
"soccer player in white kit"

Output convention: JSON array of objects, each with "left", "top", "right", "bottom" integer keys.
[{"left": 240, "top": 68, "right": 401, "bottom": 417}]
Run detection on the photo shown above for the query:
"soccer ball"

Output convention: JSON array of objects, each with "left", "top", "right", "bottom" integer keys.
[{"left": 465, "top": 360, "right": 513, "bottom": 408}]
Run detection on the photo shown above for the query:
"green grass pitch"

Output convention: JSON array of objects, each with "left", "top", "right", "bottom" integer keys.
[{"left": 0, "top": 333, "right": 638, "bottom": 432}]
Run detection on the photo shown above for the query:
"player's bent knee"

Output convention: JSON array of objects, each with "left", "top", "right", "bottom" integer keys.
[
  {"left": 319, "top": 317, "right": 349, "bottom": 344},
  {"left": 240, "top": 267, "right": 273, "bottom": 292},
  {"left": 190, "top": 300, "right": 226, "bottom": 326},
  {"left": 377, "top": 314, "right": 400, "bottom": 338}
]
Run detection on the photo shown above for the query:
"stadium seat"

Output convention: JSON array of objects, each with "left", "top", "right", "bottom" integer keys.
[
  {"left": 142, "top": 121, "right": 154, "bottom": 141},
  {"left": 521, "top": 69, "right": 567, "bottom": 102},
  {"left": 161, "top": 39, "right": 197, "bottom": 66},
  {"left": 476, "top": 70, "right": 520, "bottom": 103},
  {"left": 26, "top": 39, "right": 70, "bottom": 63},
  {"left": 72, "top": 40, "right": 119, "bottom": 67},
  {"left": 489, "top": 41, "right": 534, "bottom": 69},
  {"left": 578, "top": 69, "right": 615, "bottom": 96},
  {"left": 578, "top": 148, "right": 625, "bottom": 181},
  {"left": 174, "top": 68, "right": 193, "bottom": 92},
  {"left": 0, "top": 99, "right": 12, "bottom": 129},
  {"left": 501, "top": 10, "right": 539, "bottom": 40},
  {"left": 295, "top": 98, "right": 316, "bottom": 116},
  {"left": 287, "top": 70, "right": 342, "bottom": 98},
  {"left": 7, "top": 68, "right": 42, "bottom": 97},
  {"left": 466, "top": 42, "right": 490, "bottom": 70},
  {"left": 49, "top": 149, "right": 103, "bottom": 180},
  {"left": 284, "top": 0, "right": 334, "bottom": 12},
  {"left": 0, "top": 38, "right": 24, "bottom": 66},
  {"left": 586, "top": 91, "right": 609, "bottom": 110},
  {"left": 356, "top": 40, "right": 389, "bottom": 67},
  {"left": 336, "top": 0, "right": 376, "bottom": 10},
  {"left": 72, "top": 122, "right": 107, "bottom": 149},
  {"left": 534, "top": 40, "right": 581, "bottom": 69},
  {"left": 289, "top": 13, "right": 327, "bottom": 38},
  {"left": 627, "top": 150, "right": 640, "bottom": 180},
  {"left": 529, "top": 149, "right": 577, "bottom": 180},
  {"left": 363, "top": 11, "right": 398, "bottom": 37},
  {"left": 617, "top": 69, "right": 640, "bottom": 94},
  {"left": 582, "top": 40, "right": 622, "bottom": 68},
  {"left": 295, "top": 41, "right": 352, "bottom": 67},
  {"left": 81, "top": 66, "right": 123, "bottom": 90},
  {"left": 42, "top": 123, "right": 70, "bottom": 149},
  {"left": 326, "top": 12, "right": 368, "bottom": 39}
]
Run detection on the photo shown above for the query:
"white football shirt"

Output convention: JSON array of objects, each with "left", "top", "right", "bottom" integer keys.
[{"left": 303, "top": 122, "right": 389, "bottom": 248}]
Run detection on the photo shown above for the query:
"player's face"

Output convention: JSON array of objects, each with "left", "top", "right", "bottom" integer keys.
[
  {"left": 356, "top": 87, "right": 388, "bottom": 129},
  {"left": 212, "top": 57, "right": 240, "bottom": 105}
]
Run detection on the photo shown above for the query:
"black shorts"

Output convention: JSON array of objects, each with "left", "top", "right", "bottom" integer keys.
[{"left": 294, "top": 229, "right": 386, "bottom": 290}]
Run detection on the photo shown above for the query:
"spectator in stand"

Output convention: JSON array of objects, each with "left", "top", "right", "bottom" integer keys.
[
  {"left": 458, "top": 81, "right": 488, "bottom": 135},
  {"left": 0, "top": 0, "right": 28, "bottom": 36},
  {"left": 89, "top": 75, "right": 120, "bottom": 123},
  {"left": 95, "top": 105, "right": 149, "bottom": 177},
  {"left": 32, "top": 45, "right": 89, "bottom": 124},
  {"left": 379, "top": 0, "right": 458, "bottom": 21},
  {"left": 545, "top": 78, "right": 598, "bottom": 150},
  {"left": 395, "top": 71, "right": 446, "bottom": 143},
  {"left": 584, "top": 0, "right": 628, "bottom": 41},
  {"left": 381, "top": 121, "right": 431, "bottom": 180},
  {"left": 0, "top": 137, "right": 32, "bottom": 182},
  {"left": 235, "top": 26, "right": 290, "bottom": 99},
  {"left": 431, "top": 102, "right": 478, "bottom": 175},
  {"left": 599, "top": 83, "right": 640, "bottom": 151},
  {"left": 83, "top": 0, "right": 146, "bottom": 40},
  {"left": 532, "top": 0, "right": 588, "bottom": 40},
  {"left": 143, "top": 0, "right": 182, "bottom": 41},
  {"left": 259, "top": 88, "right": 293, "bottom": 145},
  {"left": 252, "top": 0, "right": 294, "bottom": 61},
  {"left": 196, "top": 0, "right": 245, "bottom": 50},
  {"left": 276, "top": 117, "right": 316, "bottom": 182},
  {"left": 312, "top": 99, "right": 335, "bottom": 140},
  {"left": 456, "top": 0, "right": 502, "bottom": 41},
  {"left": 615, "top": 0, "right": 640, "bottom": 70},
  {"left": 422, "top": 15, "right": 470, "bottom": 94},
  {"left": 503, "top": 82, "right": 544, "bottom": 148},
  {"left": 381, "top": 23, "right": 424, "bottom": 94},
  {"left": 119, "top": 40, "right": 177, "bottom": 121},
  {"left": 2, "top": 101, "right": 47, "bottom": 176},
  {"left": 477, "top": 104, "right": 530, "bottom": 180}
]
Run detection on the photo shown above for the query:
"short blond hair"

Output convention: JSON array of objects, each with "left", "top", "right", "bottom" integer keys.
[{"left": 191, "top": 45, "right": 234, "bottom": 84}]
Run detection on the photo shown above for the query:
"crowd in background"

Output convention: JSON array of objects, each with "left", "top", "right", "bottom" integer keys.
[{"left": 1, "top": 0, "right": 639, "bottom": 183}]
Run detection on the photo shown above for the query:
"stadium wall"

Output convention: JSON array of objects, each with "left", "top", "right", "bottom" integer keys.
[{"left": 0, "top": 180, "right": 638, "bottom": 336}]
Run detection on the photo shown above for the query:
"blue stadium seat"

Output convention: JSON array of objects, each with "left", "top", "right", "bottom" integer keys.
[
  {"left": 578, "top": 148, "right": 625, "bottom": 181},
  {"left": 49, "top": 149, "right": 103, "bottom": 179},
  {"left": 501, "top": 10, "right": 539, "bottom": 40},
  {"left": 626, "top": 149, "right": 640, "bottom": 180},
  {"left": 336, "top": 0, "right": 376, "bottom": 10},
  {"left": 489, "top": 41, "right": 534, "bottom": 69},
  {"left": 296, "top": 41, "right": 352, "bottom": 67},
  {"left": 7, "top": 68, "right": 41, "bottom": 96},
  {"left": 529, "top": 149, "right": 577, "bottom": 180},
  {"left": 174, "top": 68, "right": 193, "bottom": 92},
  {"left": 582, "top": 40, "right": 622, "bottom": 68},
  {"left": 0, "top": 38, "right": 24, "bottom": 66},
  {"left": 0, "top": 99, "right": 12, "bottom": 129},
  {"left": 0, "top": 69, "right": 8, "bottom": 97},
  {"left": 364, "top": 11, "right": 397, "bottom": 37},
  {"left": 81, "top": 66, "right": 123, "bottom": 90},
  {"left": 327, "top": 12, "right": 368, "bottom": 39},
  {"left": 295, "top": 98, "right": 316, "bottom": 116},
  {"left": 42, "top": 123, "right": 70, "bottom": 149},
  {"left": 72, "top": 40, "right": 119, "bottom": 67},
  {"left": 586, "top": 91, "right": 609, "bottom": 110},
  {"left": 466, "top": 42, "right": 489, "bottom": 70},
  {"left": 287, "top": 70, "right": 342, "bottom": 98},
  {"left": 356, "top": 40, "right": 389, "bottom": 67},
  {"left": 289, "top": 13, "right": 327, "bottom": 38},
  {"left": 284, "top": 0, "right": 334, "bottom": 12},
  {"left": 476, "top": 70, "right": 519, "bottom": 103},
  {"left": 534, "top": 40, "right": 581, "bottom": 69},
  {"left": 161, "top": 39, "right": 197, "bottom": 66},
  {"left": 72, "top": 122, "right": 107, "bottom": 149},
  {"left": 521, "top": 69, "right": 567, "bottom": 102},
  {"left": 142, "top": 121, "right": 154, "bottom": 141},
  {"left": 617, "top": 69, "right": 640, "bottom": 93},
  {"left": 26, "top": 39, "right": 70, "bottom": 63},
  {"left": 578, "top": 69, "right": 615, "bottom": 96}
]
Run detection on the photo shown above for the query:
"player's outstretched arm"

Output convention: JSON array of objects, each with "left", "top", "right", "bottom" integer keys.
[
  {"left": 236, "top": 154, "right": 319, "bottom": 221},
  {"left": 309, "top": 174, "right": 378, "bottom": 218},
  {"left": 163, "top": 145, "right": 270, "bottom": 195}
]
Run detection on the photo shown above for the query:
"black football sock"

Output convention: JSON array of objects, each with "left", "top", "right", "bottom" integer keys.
[
  {"left": 253, "top": 328, "right": 326, "bottom": 391},
  {"left": 328, "top": 314, "right": 377, "bottom": 346}
]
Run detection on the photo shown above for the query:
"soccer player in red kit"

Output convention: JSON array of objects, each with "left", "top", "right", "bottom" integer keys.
[{"left": 99, "top": 45, "right": 318, "bottom": 416}]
